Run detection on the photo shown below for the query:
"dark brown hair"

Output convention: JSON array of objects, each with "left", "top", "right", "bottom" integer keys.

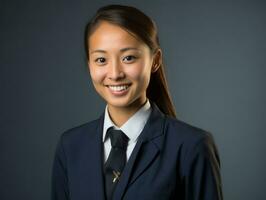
[{"left": 84, "top": 4, "right": 177, "bottom": 118}]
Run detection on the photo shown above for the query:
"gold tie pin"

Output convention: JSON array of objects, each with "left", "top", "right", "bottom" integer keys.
[{"left": 112, "top": 170, "right": 121, "bottom": 183}]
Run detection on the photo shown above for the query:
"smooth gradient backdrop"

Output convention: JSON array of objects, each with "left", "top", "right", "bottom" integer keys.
[{"left": 0, "top": 0, "right": 265, "bottom": 199}]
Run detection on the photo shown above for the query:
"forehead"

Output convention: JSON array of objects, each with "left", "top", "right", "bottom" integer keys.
[{"left": 89, "top": 21, "right": 145, "bottom": 50}]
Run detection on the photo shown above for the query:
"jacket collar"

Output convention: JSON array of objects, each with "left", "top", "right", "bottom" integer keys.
[{"left": 98, "top": 101, "right": 165, "bottom": 148}]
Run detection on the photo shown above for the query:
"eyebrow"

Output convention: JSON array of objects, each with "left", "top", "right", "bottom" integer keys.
[{"left": 90, "top": 47, "right": 141, "bottom": 54}]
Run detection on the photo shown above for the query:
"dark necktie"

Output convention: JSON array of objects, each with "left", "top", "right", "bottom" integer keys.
[{"left": 104, "top": 128, "right": 129, "bottom": 200}]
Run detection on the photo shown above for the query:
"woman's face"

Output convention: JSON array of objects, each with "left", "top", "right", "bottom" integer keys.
[{"left": 88, "top": 21, "right": 156, "bottom": 112}]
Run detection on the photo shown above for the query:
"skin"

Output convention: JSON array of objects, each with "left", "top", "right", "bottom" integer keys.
[{"left": 88, "top": 21, "right": 162, "bottom": 127}]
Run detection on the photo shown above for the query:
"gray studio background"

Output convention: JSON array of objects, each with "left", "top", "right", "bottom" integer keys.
[{"left": 0, "top": 0, "right": 265, "bottom": 199}]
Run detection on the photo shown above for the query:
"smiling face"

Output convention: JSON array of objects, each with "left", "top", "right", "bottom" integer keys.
[{"left": 88, "top": 21, "right": 157, "bottom": 114}]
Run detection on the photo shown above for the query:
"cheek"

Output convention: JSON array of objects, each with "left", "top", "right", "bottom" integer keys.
[
  {"left": 127, "top": 61, "right": 152, "bottom": 83},
  {"left": 89, "top": 66, "right": 106, "bottom": 83}
]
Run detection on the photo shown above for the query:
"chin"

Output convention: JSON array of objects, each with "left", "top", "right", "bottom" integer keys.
[{"left": 106, "top": 100, "right": 131, "bottom": 108}]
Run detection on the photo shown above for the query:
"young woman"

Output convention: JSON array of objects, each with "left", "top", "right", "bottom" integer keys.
[{"left": 51, "top": 4, "right": 223, "bottom": 200}]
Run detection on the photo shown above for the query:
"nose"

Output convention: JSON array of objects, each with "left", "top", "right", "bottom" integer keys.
[{"left": 107, "top": 59, "right": 125, "bottom": 80}]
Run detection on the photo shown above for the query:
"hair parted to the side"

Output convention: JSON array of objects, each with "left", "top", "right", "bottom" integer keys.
[{"left": 84, "top": 4, "right": 177, "bottom": 118}]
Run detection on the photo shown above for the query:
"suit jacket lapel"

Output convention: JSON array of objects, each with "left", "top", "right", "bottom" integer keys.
[{"left": 113, "top": 102, "right": 166, "bottom": 200}]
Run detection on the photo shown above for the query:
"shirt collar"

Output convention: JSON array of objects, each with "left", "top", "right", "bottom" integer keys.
[{"left": 103, "top": 99, "right": 151, "bottom": 145}]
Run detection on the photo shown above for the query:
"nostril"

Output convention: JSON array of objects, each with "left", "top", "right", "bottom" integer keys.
[{"left": 108, "top": 70, "right": 125, "bottom": 80}]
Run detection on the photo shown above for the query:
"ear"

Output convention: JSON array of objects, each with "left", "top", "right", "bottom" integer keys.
[
  {"left": 151, "top": 48, "right": 162, "bottom": 73},
  {"left": 87, "top": 58, "right": 93, "bottom": 69},
  {"left": 86, "top": 60, "right": 91, "bottom": 74},
  {"left": 87, "top": 57, "right": 90, "bottom": 66}
]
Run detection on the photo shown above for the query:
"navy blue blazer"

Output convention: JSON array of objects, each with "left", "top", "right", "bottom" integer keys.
[{"left": 51, "top": 102, "right": 223, "bottom": 200}]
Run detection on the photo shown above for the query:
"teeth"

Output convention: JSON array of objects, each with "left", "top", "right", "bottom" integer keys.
[{"left": 108, "top": 85, "right": 129, "bottom": 92}]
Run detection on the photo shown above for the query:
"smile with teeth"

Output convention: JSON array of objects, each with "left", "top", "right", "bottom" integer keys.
[{"left": 108, "top": 85, "right": 130, "bottom": 92}]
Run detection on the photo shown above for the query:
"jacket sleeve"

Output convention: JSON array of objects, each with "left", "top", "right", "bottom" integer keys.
[
  {"left": 51, "top": 134, "right": 70, "bottom": 200},
  {"left": 182, "top": 133, "right": 223, "bottom": 200}
]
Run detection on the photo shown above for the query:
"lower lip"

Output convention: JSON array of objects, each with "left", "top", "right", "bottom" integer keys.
[{"left": 107, "top": 85, "right": 130, "bottom": 96}]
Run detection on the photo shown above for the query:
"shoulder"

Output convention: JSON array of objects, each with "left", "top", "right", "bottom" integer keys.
[
  {"left": 162, "top": 116, "right": 219, "bottom": 161},
  {"left": 58, "top": 117, "right": 102, "bottom": 147},
  {"left": 162, "top": 116, "right": 221, "bottom": 174},
  {"left": 163, "top": 116, "right": 214, "bottom": 145}
]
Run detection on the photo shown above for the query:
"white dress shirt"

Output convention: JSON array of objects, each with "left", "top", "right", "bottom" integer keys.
[{"left": 102, "top": 99, "right": 152, "bottom": 163}]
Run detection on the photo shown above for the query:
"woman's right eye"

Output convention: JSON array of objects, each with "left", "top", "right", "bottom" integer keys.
[{"left": 95, "top": 57, "right": 106, "bottom": 64}]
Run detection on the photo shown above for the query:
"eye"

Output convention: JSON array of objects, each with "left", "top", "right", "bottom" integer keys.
[
  {"left": 123, "top": 55, "right": 137, "bottom": 63},
  {"left": 95, "top": 57, "right": 106, "bottom": 65}
]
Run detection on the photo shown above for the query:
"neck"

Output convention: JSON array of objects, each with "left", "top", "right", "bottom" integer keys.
[{"left": 107, "top": 98, "right": 147, "bottom": 127}]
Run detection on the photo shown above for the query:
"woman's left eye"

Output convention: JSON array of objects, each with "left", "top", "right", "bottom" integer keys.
[{"left": 123, "top": 55, "right": 137, "bottom": 62}]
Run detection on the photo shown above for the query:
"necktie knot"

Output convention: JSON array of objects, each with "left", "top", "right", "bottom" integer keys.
[{"left": 108, "top": 128, "right": 129, "bottom": 150}]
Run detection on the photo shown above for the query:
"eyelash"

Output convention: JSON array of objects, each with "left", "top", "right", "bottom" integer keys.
[{"left": 94, "top": 55, "right": 137, "bottom": 65}]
